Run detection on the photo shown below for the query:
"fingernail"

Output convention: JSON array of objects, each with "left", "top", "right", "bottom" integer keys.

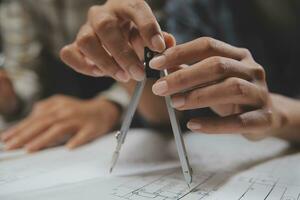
[
  {"left": 152, "top": 81, "right": 168, "bottom": 95},
  {"left": 115, "top": 70, "right": 129, "bottom": 82},
  {"left": 172, "top": 96, "right": 185, "bottom": 108},
  {"left": 149, "top": 55, "right": 166, "bottom": 69},
  {"left": 129, "top": 66, "right": 145, "bottom": 81},
  {"left": 151, "top": 34, "right": 166, "bottom": 52},
  {"left": 187, "top": 122, "right": 202, "bottom": 130},
  {"left": 92, "top": 69, "right": 103, "bottom": 77}
]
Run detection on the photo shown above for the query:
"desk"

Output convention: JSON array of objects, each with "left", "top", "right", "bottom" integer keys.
[{"left": 1, "top": 129, "right": 299, "bottom": 200}]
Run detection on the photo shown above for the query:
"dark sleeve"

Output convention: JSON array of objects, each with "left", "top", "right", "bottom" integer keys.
[{"left": 165, "top": 0, "right": 237, "bottom": 44}]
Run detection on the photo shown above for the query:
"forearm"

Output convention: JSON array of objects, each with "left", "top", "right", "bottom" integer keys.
[{"left": 121, "top": 80, "right": 170, "bottom": 125}]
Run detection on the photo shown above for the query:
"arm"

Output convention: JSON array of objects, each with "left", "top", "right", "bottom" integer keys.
[{"left": 267, "top": 94, "right": 300, "bottom": 143}]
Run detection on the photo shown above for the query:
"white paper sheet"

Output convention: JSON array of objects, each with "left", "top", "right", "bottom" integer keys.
[{"left": 1, "top": 129, "right": 299, "bottom": 200}]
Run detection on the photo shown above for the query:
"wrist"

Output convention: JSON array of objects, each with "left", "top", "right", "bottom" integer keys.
[
  {"left": 271, "top": 94, "right": 300, "bottom": 128},
  {"left": 89, "top": 97, "right": 122, "bottom": 123}
]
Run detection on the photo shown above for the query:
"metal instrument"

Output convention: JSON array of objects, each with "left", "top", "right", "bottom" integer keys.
[{"left": 110, "top": 47, "right": 193, "bottom": 187}]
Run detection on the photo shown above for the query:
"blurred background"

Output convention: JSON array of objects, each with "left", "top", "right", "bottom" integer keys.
[{"left": 0, "top": 0, "right": 115, "bottom": 129}]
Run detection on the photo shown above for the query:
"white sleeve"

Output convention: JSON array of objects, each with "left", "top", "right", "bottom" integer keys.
[{"left": 99, "top": 84, "right": 130, "bottom": 110}]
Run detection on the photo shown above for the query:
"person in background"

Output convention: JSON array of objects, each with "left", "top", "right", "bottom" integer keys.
[
  {"left": 61, "top": 0, "right": 300, "bottom": 143},
  {"left": 0, "top": 0, "right": 128, "bottom": 152}
]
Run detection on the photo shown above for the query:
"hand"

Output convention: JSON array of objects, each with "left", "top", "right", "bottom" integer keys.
[
  {"left": 1, "top": 95, "right": 121, "bottom": 152},
  {"left": 150, "top": 37, "right": 286, "bottom": 140},
  {"left": 0, "top": 70, "right": 18, "bottom": 115},
  {"left": 60, "top": 0, "right": 165, "bottom": 82}
]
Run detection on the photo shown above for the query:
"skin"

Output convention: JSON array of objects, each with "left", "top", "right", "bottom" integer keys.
[
  {"left": 0, "top": 70, "right": 19, "bottom": 115},
  {"left": 149, "top": 37, "right": 300, "bottom": 140},
  {"left": 60, "top": 0, "right": 166, "bottom": 82},
  {"left": 60, "top": 0, "right": 176, "bottom": 125},
  {"left": 1, "top": 95, "right": 121, "bottom": 152},
  {"left": 60, "top": 1, "right": 300, "bottom": 142}
]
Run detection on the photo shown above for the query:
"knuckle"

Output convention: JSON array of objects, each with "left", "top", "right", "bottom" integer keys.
[
  {"left": 239, "top": 48, "right": 252, "bottom": 58},
  {"left": 60, "top": 45, "right": 73, "bottom": 61},
  {"left": 51, "top": 124, "right": 66, "bottom": 133},
  {"left": 209, "top": 56, "right": 228, "bottom": 75},
  {"left": 263, "top": 109, "right": 273, "bottom": 126},
  {"left": 94, "top": 15, "right": 117, "bottom": 34},
  {"left": 258, "top": 87, "right": 269, "bottom": 105},
  {"left": 227, "top": 78, "right": 248, "bottom": 97},
  {"left": 198, "top": 37, "right": 217, "bottom": 51},
  {"left": 128, "top": 0, "right": 147, "bottom": 10},
  {"left": 252, "top": 64, "right": 266, "bottom": 80},
  {"left": 77, "top": 32, "right": 95, "bottom": 49}
]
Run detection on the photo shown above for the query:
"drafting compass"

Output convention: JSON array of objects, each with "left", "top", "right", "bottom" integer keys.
[{"left": 110, "top": 47, "right": 193, "bottom": 187}]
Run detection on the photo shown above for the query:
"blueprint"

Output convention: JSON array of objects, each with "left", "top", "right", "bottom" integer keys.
[{"left": 0, "top": 129, "right": 299, "bottom": 200}]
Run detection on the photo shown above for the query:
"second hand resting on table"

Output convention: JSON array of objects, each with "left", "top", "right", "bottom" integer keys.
[{"left": 1, "top": 95, "right": 121, "bottom": 152}]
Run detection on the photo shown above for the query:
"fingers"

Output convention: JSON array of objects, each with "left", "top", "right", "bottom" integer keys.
[
  {"left": 62, "top": 1, "right": 165, "bottom": 81},
  {"left": 89, "top": 8, "right": 144, "bottom": 81},
  {"left": 171, "top": 78, "right": 267, "bottom": 110},
  {"left": 1, "top": 117, "right": 37, "bottom": 142},
  {"left": 128, "top": 27, "right": 146, "bottom": 60},
  {"left": 76, "top": 24, "right": 129, "bottom": 82},
  {"left": 66, "top": 126, "right": 95, "bottom": 149},
  {"left": 110, "top": 0, "right": 165, "bottom": 52},
  {"left": 150, "top": 37, "right": 252, "bottom": 70},
  {"left": 187, "top": 109, "right": 273, "bottom": 135},
  {"left": 25, "top": 122, "right": 77, "bottom": 152},
  {"left": 152, "top": 57, "right": 261, "bottom": 96},
  {"left": 3, "top": 117, "right": 55, "bottom": 150},
  {"left": 129, "top": 30, "right": 176, "bottom": 61},
  {"left": 60, "top": 43, "right": 101, "bottom": 77}
]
